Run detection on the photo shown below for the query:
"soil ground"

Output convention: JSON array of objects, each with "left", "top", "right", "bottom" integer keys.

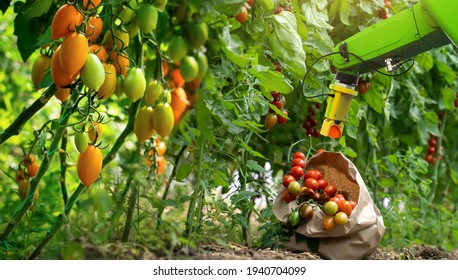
[{"left": 80, "top": 242, "right": 458, "bottom": 260}]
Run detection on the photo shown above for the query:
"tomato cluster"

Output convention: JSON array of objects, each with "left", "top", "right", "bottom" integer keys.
[
  {"left": 301, "top": 104, "right": 321, "bottom": 138},
  {"left": 281, "top": 151, "right": 357, "bottom": 229},
  {"left": 144, "top": 138, "right": 168, "bottom": 176},
  {"left": 15, "top": 154, "right": 40, "bottom": 202},
  {"left": 265, "top": 92, "right": 288, "bottom": 129},
  {"left": 377, "top": 0, "right": 391, "bottom": 20},
  {"left": 425, "top": 134, "right": 442, "bottom": 165}
]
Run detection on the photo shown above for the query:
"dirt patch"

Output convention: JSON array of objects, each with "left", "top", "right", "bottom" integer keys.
[{"left": 74, "top": 242, "right": 457, "bottom": 260}]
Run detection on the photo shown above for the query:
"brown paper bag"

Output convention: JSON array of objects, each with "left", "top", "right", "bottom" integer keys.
[{"left": 273, "top": 151, "right": 385, "bottom": 259}]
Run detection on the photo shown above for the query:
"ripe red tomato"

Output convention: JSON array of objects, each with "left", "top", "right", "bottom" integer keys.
[
  {"left": 304, "top": 169, "right": 322, "bottom": 180},
  {"left": 282, "top": 189, "right": 296, "bottom": 203},
  {"left": 272, "top": 100, "right": 283, "bottom": 110},
  {"left": 322, "top": 215, "right": 336, "bottom": 230},
  {"left": 265, "top": 113, "right": 278, "bottom": 129},
  {"left": 316, "top": 178, "right": 327, "bottom": 189},
  {"left": 289, "top": 165, "right": 304, "bottom": 179},
  {"left": 425, "top": 154, "right": 436, "bottom": 164},
  {"left": 330, "top": 196, "right": 344, "bottom": 210},
  {"left": 293, "top": 152, "right": 306, "bottom": 160},
  {"left": 291, "top": 158, "right": 305, "bottom": 169},
  {"left": 428, "top": 137, "right": 437, "bottom": 147},
  {"left": 235, "top": 6, "right": 248, "bottom": 23},
  {"left": 305, "top": 178, "right": 318, "bottom": 190},
  {"left": 277, "top": 110, "right": 288, "bottom": 124},
  {"left": 324, "top": 184, "right": 337, "bottom": 197},
  {"left": 282, "top": 175, "right": 295, "bottom": 188}
]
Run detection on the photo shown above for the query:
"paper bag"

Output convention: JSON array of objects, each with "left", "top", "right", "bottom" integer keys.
[{"left": 273, "top": 151, "right": 385, "bottom": 259}]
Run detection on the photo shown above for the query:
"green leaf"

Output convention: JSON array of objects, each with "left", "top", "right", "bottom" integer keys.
[
  {"left": 213, "top": 0, "right": 247, "bottom": 15},
  {"left": 176, "top": 163, "right": 193, "bottom": 181},
  {"left": 440, "top": 87, "right": 456, "bottom": 111},
  {"left": 420, "top": 111, "right": 439, "bottom": 136},
  {"left": 270, "top": 12, "right": 306, "bottom": 78},
  {"left": 14, "top": 13, "right": 40, "bottom": 62},
  {"left": 238, "top": 138, "right": 267, "bottom": 159},
  {"left": 435, "top": 61, "right": 457, "bottom": 85},
  {"left": 220, "top": 26, "right": 252, "bottom": 68},
  {"left": 163, "top": 199, "right": 179, "bottom": 208},
  {"left": 338, "top": 0, "right": 351, "bottom": 25},
  {"left": 196, "top": 97, "right": 217, "bottom": 145},
  {"left": 302, "top": 1, "right": 333, "bottom": 30},
  {"left": 416, "top": 53, "right": 434, "bottom": 71},
  {"left": 248, "top": 67, "right": 294, "bottom": 94},
  {"left": 363, "top": 84, "right": 384, "bottom": 114},
  {"left": 213, "top": 172, "right": 230, "bottom": 188},
  {"left": 246, "top": 159, "right": 267, "bottom": 173},
  {"left": 22, "top": 0, "right": 52, "bottom": 18}
]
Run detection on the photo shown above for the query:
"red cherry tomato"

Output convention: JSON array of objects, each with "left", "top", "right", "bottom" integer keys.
[
  {"left": 290, "top": 166, "right": 304, "bottom": 179},
  {"left": 324, "top": 184, "right": 337, "bottom": 197},
  {"left": 293, "top": 152, "right": 306, "bottom": 160},
  {"left": 305, "top": 178, "right": 318, "bottom": 191},
  {"left": 282, "top": 189, "right": 297, "bottom": 203},
  {"left": 291, "top": 158, "right": 305, "bottom": 169},
  {"left": 304, "top": 169, "right": 322, "bottom": 180},
  {"left": 348, "top": 200, "right": 357, "bottom": 209},
  {"left": 316, "top": 178, "right": 328, "bottom": 190},
  {"left": 282, "top": 175, "right": 296, "bottom": 188},
  {"left": 339, "top": 200, "right": 353, "bottom": 217}
]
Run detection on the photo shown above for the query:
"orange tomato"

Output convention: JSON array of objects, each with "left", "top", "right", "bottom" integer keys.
[
  {"left": 55, "top": 87, "right": 71, "bottom": 102},
  {"left": 134, "top": 107, "right": 155, "bottom": 143},
  {"left": 77, "top": 145, "right": 103, "bottom": 188},
  {"left": 96, "top": 63, "right": 117, "bottom": 100},
  {"left": 145, "top": 155, "right": 167, "bottom": 176},
  {"left": 162, "top": 61, "right": 169, "bottom": 76},
  {"left": 18, "top": 179, "right": 30, "bottom": 201},
  {"left": 26, "top": 161, "right": 39, "bottom": 177},
  {"left": 86, "top": 15, "right": 103, "bottom": 42},
  {"left": 170, "top": 87, "right": 189, "bottom": 124},
  {"left": 31, "top": 55, "right": 51, "bottom": 89},
  {"left": 155, "top": 139, "right": 167, "bottom": 156},
  {"left": 82, "top": 0, "right": 102, "bottom": 9},
  {"left": 51, "top": 46, "right": 78, "bottom": 88},
  {"left": 88, "top": 122, "right": 103, "bottom": 143},
  {"left": 16, "top": 170, "right": 26, "bottom": 182},
  {"left": 89, "top": 44, "right": 108, "bottom": 62},
  {"left": 111, "top": 51, "right": 130, "bottom": 77},
  {"left": 169, "top": 68, "right": 185, "bottom": 88},
  {"left": 22, "top": 154, "right": 35, "bottom": 166},
  {"left": 51, "top": 4, "right": 83, "bottom": 40},
  {"left": 59, "top": 32, "right": 89, "bottom": 79}
]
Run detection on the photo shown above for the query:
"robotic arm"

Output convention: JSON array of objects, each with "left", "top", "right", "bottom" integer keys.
[{"left": 320, "top": 0, "right": 458, "bottom": 138}]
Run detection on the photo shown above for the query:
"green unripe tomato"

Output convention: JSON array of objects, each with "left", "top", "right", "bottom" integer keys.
[
  {"left": 123, "top": 68, "right": 146, "bottom": 102},
  {"left": 152, "top": 102, "right": 174, "bottom": 137},
  {"left": 288, "top": 210, "right": 300, "bottom": 228},
  {"left": 196, "top": 52, "right": 208, "bottom": 80},
  {"left": 80, "top": 53, "right": 105, "bottom": 91},
  {"left": 188, "top": 22, "right": 208, "bottom": 49},
  {"left": 167, "top": 36, "right": 188, "bottom": 63},
  {"left": 136, "top": 3, "right": 158, "bottom": 33},
  {"left": 74, "top": 131, "right": 89, "bottom": 153},
  {"left": 145, "top": 80, "right": 163, "bottom": 106},
  {"left": 324, "top": 201, "right": 338, "bottom": 216},
  {"left": 180, "top": 56, "right": 199, "bottom": 82}
]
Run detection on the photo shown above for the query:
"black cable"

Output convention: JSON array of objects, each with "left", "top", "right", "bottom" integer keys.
[{"left": 301, "top": 50, "right": 416, "bottom": 98}]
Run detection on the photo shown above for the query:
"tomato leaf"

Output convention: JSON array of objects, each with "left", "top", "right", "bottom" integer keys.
[
  {"left": 213, "top": 172, "right": 230, "bottom": 188},
  {"left": 220, "top": 26, "right": 252, "bottom": 68},
  {"left": 338, "top": 0, "right": 351, "bottom": 26},
  {"left": 238, "top": 138, "right": 267, "bottom": 159},
  {"left": 196, "top": 97, "right": 218, "bottom": 145},
  {"left": 14, "top": 13, "right": 40, "bottom": 62},
  {"left": 213, "top": 0, "right": 247, "bottom": 15},
  {"left": 176, "top": 163, "right": 193, "bottom": 182},
  {"left": 246, "top": 159, "right": 267, "bottom": 173},
  {"left": 270, "top": 12, "right": 306, "bottom": 78},
  {"left": 248, "top": 67, "right": 293, "bottom": 94},
  {"left": 435, "top": 60, "right": 456, "bottom": 85},
  {"left": 440, "top": 87, "right": 455, "bottom": 111},
  {"left": 302, "top": 0, "right": 333, "bottom": 30},
  {"left": 22, "top": 0, "right": 52, "bottom": 18}
]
